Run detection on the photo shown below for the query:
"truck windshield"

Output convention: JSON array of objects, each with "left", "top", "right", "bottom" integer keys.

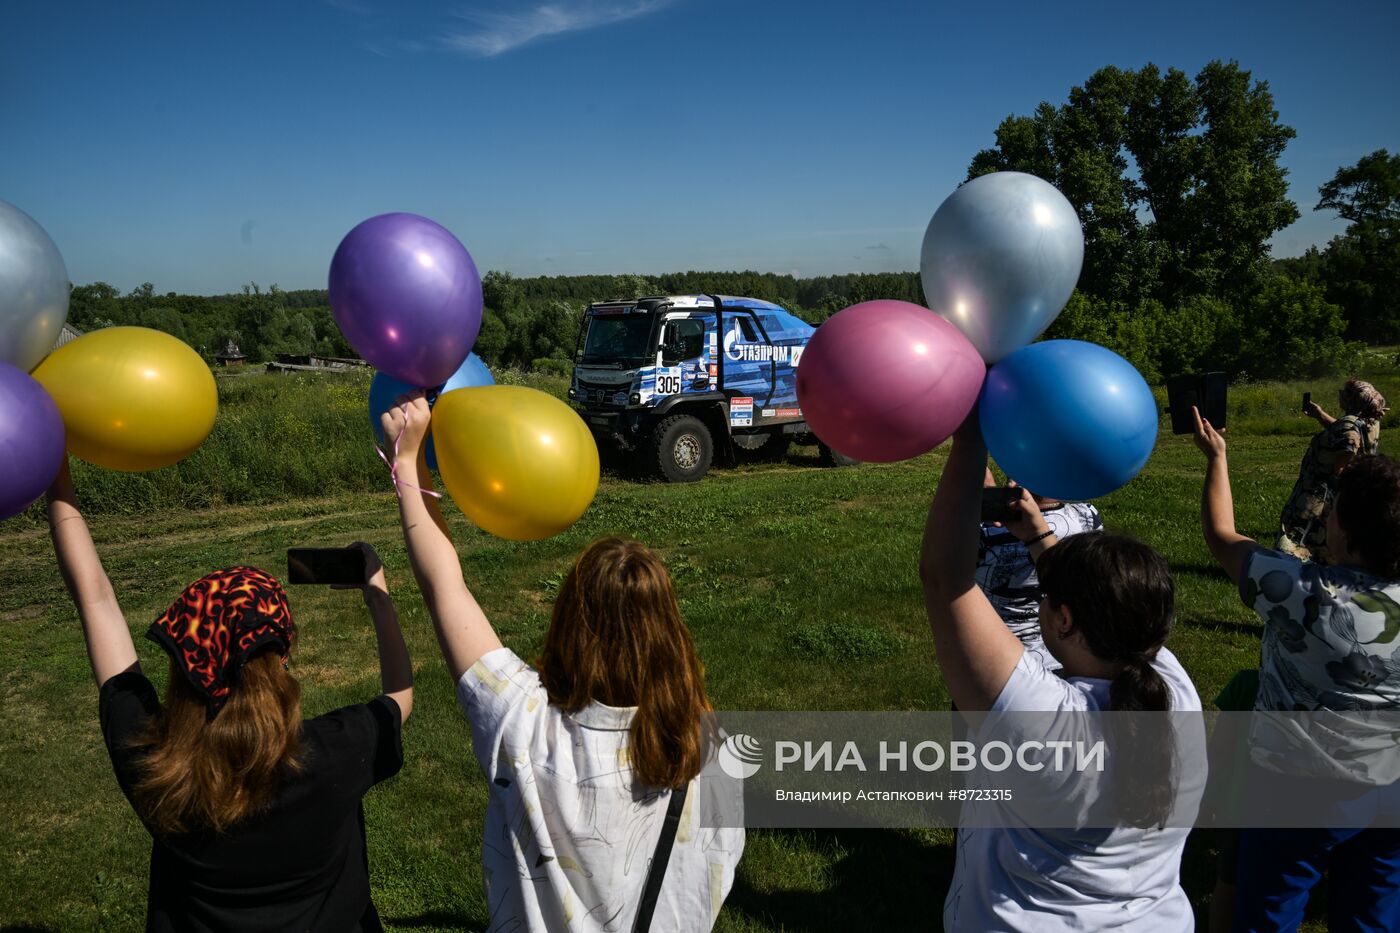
[{"left": 580, "top": 315, "right": 653, "bottom": 365}]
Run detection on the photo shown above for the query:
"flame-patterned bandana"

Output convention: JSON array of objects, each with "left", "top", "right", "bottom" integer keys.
[{"left": 146, "top": 566, "right": 296, "bottom": 718}]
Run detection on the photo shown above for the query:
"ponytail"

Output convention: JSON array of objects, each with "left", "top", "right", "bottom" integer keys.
[
  {"left": 1039, "top": 534, "right": 1178, "bottom": 828},
  {"left": 1109, "top": 654, "right": 1175, "bottom": 828}
]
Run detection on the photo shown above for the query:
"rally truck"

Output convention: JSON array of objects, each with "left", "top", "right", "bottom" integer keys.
[{"left": 569, "top": 294, "right": 855, "bottom": 481}]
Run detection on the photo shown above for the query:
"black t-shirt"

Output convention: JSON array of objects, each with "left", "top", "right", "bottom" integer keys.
[{"left": 99, "top": 669, "right": 403, "bottom": 933}]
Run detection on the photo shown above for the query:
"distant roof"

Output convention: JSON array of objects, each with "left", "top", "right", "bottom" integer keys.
[{"left": 53, "top": 322, "right": 84, "bottom": 350}]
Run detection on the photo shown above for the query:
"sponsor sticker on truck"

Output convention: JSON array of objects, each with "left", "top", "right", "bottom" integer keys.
[{"left": 730, "top": 396, "right": 754, "bottom": 427}]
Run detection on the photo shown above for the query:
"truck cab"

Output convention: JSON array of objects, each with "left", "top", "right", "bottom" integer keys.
[{"left": 570, "top": 294, "right": 846, "bottom": 481}]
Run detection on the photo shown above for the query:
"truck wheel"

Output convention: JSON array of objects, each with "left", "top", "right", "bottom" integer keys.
[
  {"left": 818, "top": 441, "right": 860, "bottom": 467},
  {"left": 653, "top": 415, "right": 713, "bottom": 482},
  {"left": 751, "top": 434, "right": 791, "bottom": 462}
]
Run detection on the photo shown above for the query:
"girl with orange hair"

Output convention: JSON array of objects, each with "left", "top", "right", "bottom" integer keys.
[
  {"left": 382, "top": 394, "right": 743, "bottom": 933},
  {"left": 47, "top": 461, "right": 412, "bottom": 932}
]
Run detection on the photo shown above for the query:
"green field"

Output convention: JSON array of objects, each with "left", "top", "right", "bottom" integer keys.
[{"left": 3, "top": 357, "right": 1398, "bottom": 931}]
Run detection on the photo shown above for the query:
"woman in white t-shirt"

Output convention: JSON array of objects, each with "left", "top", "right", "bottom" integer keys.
[
  {"left": 921, "top": 416, "right": 1204, "bottom": 931},
  {"left": 382, "top": 395, "right": 743, "bottom": 933}
]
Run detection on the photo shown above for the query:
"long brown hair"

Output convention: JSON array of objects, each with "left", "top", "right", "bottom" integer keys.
[
  {"left": 539, "top": 538, "right": 711, "bottom": 789},
  {"left": 132, "top": 651, "right": 304, "bottom": 835}
]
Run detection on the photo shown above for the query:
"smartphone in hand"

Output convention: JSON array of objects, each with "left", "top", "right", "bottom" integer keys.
[
  {"left": 1302, "top": 391, "right": 1311, "bottom": 413},
  {"left": 1166, "top": 372, "right": 1228, "bottom": 435},
  {"left": 287, "top": 547, "right": 367, "bottom": 586},
  {"left": 980, "top": 487, "right": 1024, "bottom": 525}
]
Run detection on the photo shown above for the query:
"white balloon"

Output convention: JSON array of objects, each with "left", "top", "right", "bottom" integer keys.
[
  {"left": 0, "top": 200, "right": 69, "bottom": 372},
  {"left": 920, "top": 172, "right": 1083, "bottom": 363}
]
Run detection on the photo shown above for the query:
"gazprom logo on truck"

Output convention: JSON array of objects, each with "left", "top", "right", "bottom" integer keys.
[{"left": 723, "top": 321, "right": 803, "bottom": 365}]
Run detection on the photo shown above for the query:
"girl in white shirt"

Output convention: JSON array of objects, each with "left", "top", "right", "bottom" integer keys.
[
  {"left": 382, "top": 395, "right": 743, "bottom": 933},
  {"left": 921, "top": 415, "right": 1204, "bottom": 931}
]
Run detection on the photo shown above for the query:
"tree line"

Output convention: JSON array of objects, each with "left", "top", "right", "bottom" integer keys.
[
  {"left": 972, "top": 60, "right": 1397, "bottom": 382},
  {"left": 67, "top": 59, "right": 1397, "bottom": 384}
]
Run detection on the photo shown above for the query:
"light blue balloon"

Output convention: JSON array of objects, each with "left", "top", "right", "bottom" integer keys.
[
  {"left": 368, "top": 353, "right": 494, "bottom": 470},
  {"left": 979, "top": 340, "right": 1157, "bottom": 501},
  {"left": 441, "top": 352, "right": 494, "bottom": 394}
]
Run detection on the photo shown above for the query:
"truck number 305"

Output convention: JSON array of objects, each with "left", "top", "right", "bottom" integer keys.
[{"left": 655, "top": 371, "right": 682, "bottom": 395}]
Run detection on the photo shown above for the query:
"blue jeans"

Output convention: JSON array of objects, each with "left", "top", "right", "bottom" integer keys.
[{"left": 1234, "top": 794, "right": 1400, "bottom": 932}]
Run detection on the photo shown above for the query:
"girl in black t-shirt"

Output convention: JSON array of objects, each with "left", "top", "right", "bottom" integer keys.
[{"left": 46, "top": 461, "right": 413, "bottom": 932}]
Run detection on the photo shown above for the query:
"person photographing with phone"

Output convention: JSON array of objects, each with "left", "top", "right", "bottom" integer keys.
[
  {"left": 1278, "top": 379, "right": 1387, "bottom": 562},
  {"left": 976, "top": 469, "right": 1103, "bottom": 671},
  {"left": 46, "top": 457, "right": 412, "bottom": 932}
]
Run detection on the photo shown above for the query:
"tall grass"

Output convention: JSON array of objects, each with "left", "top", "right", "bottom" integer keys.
[
  {"left": 22, "top": 352, "right": 1399, "bottom": 519},
  {"left": 22, "top": 368, "right": 570, "bottom": 519}
]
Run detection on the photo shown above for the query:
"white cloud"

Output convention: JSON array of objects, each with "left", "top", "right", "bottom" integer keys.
[{"left": 440, "top": 0, "right": 675, "bottom": 57}]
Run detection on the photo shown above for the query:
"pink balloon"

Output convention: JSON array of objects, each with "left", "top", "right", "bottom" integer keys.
[{"left": 796, "top": 300, "right": 985, "bottom": 462}]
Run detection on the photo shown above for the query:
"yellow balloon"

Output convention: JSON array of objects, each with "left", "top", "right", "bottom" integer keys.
[
  {"left": 432, "top": 385, "right": 600, "bottom": 541},
  {"left": 32, "top": 326, "right": 218, "bottom": 472}
]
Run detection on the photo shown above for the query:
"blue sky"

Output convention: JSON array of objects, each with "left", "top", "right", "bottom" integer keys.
[{"left": 3, "top": 0, "right": 1397, "bottom": 295}]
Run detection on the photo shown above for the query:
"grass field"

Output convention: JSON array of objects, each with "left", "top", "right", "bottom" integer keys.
[{"left": 3, "top": 354, "right": 1399, "bottom": 931}]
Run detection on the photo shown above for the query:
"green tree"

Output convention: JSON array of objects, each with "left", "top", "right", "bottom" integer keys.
[
  {"left": 473, "top": 310, "right": 507, "bottom": 365},
  {"left": 1313, "top": 150, "right": 1400, "bottom": 341},
  {"left": 1317, "top": 149, "right": 1400, "bottom": 225},
  {"left": 969, "top": 60, "right": 1298, "bottom": 308},
  {"left": 1231, "top": 276, "right": 1357, "bottom": 378}
]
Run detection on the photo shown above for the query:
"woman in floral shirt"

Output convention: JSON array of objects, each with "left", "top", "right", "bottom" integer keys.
[
  {"left": 1195, "top": 407, "right": 1400, "bottom": 931},
  {"left": 1277, "top": 379, "right": 1386, "bottom": 562}
]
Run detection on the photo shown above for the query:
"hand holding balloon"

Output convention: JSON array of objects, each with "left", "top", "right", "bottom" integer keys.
[
  {"left": 380, "top": 394, "right": 432, "bottom": 465},
  {"left": 368, "top": 353, "right": 493, "bottom": 470}
]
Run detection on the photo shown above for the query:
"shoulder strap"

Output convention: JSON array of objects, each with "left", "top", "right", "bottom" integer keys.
[{"left": 632, "top": 784, "right": 689, "bottom": 933}]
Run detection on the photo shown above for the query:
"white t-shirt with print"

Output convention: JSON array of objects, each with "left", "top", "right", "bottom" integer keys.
[
  {"left": 459, "top": 647, "right": 744, "bottom": 933},
  {"left": 943, "top": 648, "right": 1205, "bottom": 932},
  {"left": 975, "top": 502, "right": 1103, "bottom": 670}
]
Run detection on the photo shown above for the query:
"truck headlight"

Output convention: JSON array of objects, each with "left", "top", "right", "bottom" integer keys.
[
  {"left": 568, "top": 387, "right": 577, "bottom": 399},
  {"left": 629, "top": 393, "right": 640, "bottom": 405}
]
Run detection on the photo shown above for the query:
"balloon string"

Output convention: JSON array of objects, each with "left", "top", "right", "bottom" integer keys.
[{"left": 376, "top": 420, "right": 442, "bottom": 499}]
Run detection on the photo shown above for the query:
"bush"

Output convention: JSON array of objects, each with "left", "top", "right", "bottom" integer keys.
[
  {"left": 1232, "top": 275, "right": 1361, "bottom": 378},
  {"left": 531, "top": 357, "right": 572, "bottom": 377},
  {"left": 1043, "top": 282, "right": 1356, "bottom": 383}
]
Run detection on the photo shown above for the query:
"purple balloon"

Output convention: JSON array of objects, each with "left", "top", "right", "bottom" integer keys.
[
  {"left": 0, "top": 362, "right": 65, "bottom": 520},
  {"left": 329, "top": 213, "right": 483, "bottom": 387}
]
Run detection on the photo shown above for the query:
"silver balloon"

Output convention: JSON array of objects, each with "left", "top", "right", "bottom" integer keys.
[
  {"left": 0, "top": 200, "right": 69, "bottom": 372},
  {"left": 920, "top": 172, "right": 1083, "bottom": 364}
]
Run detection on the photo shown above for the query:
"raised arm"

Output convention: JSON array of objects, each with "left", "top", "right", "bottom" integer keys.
[
  {"left": 1193, "top": 406, "right": 1257, "bottom": 585},
  {"left": 1304, "top": 398, "right": 1336, "bottom": 428},
  {"left": 920, "top": 417, "right": 1024, "bottom": 711},
  {"left": 339, "top": 542, "right": 413, "bottom": 721},
  {"left": 381, "top": 396, "right": 502, "bottom": 682},
  {"left": 46, "top": 460, "right": 138, "bottom": 686}
]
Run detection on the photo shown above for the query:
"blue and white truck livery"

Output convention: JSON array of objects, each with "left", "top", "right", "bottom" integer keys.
[{"left": 569, "top": 294, "right": 854, "bottom": 481}]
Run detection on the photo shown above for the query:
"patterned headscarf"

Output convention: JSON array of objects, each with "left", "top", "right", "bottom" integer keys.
[
  {"left": 1342, "top": 380, "right": 1388, "bottom": 421},
  {"left": 146, "top": 567, "right": 296, "bottom": 718}
]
